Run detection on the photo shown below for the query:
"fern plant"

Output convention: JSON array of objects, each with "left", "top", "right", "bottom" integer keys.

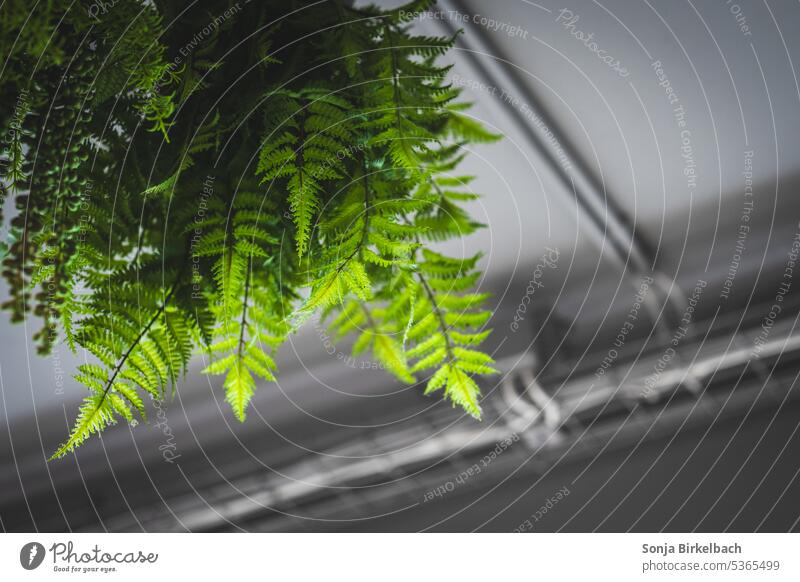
[{"left": 0, "top": 0, "right": 500, "bottom": 459}]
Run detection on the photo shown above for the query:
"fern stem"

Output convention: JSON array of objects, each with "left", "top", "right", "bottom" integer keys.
[
  {"left": 398, "top": 210, "right": 456, "bottom": 364},
  {"left": 236, "top": 262, "right": 252, "bottom": 357},
  {"left": 416, "top": 271, "right": 455, "bottom": 365},
  {"left": 328, "top": 156, "right": 371, "bottom": 277},
  {"left": 387, "top": 26, "right": 417, "bottom": 169},
  {"left": 429, "top": 176, "right": 446, "bottom": 202},
  {"left": 100, "top": 285, "right": 176, "bottom": 401},
  {"left": 360, "top": 301, "right": 379, "bottom": 329},
  {"left": 358, "top": 152, "right": 371, "bottom": 260}
]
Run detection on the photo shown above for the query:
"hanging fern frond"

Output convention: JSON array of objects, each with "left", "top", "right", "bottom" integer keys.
[
  {"left": 51, "top": 286, "right": 186, "bottom": 458},
  {"left": 200, "top": 191, "right": 289, "bottom": 421},
  {"left": 0, "top": 0, "right": 501, "bottom": 457},
  {"left": 402, "top": 249, "right": 496, "bottom": 418}
]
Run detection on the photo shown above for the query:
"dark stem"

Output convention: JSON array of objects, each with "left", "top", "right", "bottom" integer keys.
[
  {"left": 237, "top": 262, "right": 252, "bottom": 357},
  {"left": 416, "top": 271, "right": 455, "bottom": 364},
  {"left": 358, "top": 152, "right": 371, "bottom": 258},
  {"left": 101, "top": 284, "right": 177, "bottom": 401}
]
